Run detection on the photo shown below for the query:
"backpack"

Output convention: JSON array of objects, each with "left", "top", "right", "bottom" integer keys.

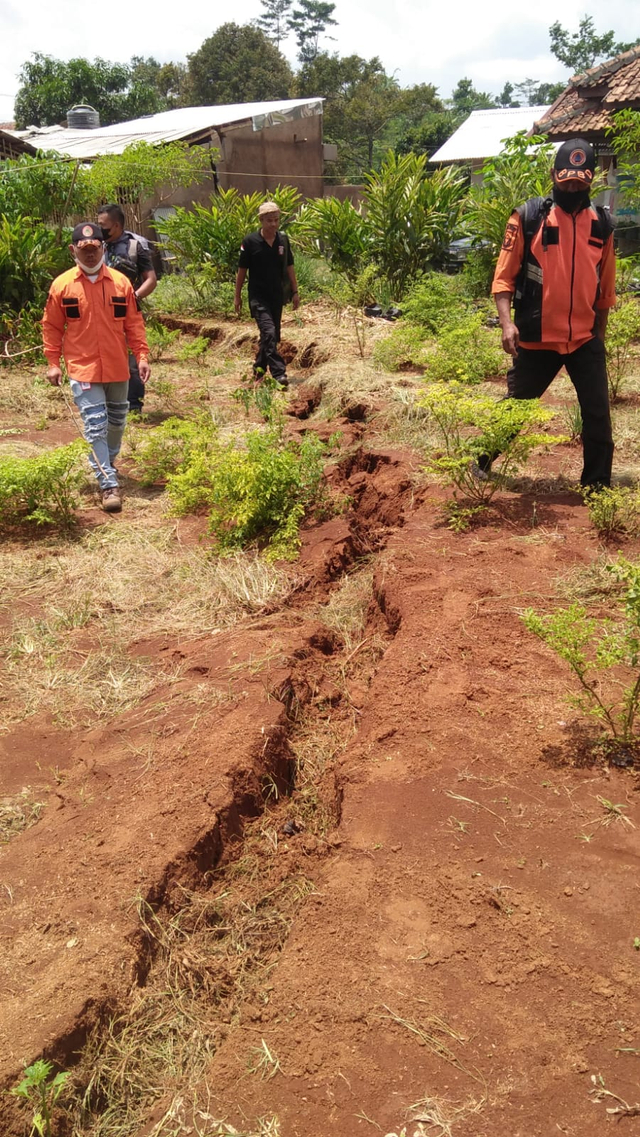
[{"left": 279, "top": 231, "right": 293, "bottom": 304}]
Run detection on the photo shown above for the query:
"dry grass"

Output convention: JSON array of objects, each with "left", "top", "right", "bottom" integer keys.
[
  {"left": 405, "top": 1091, "right": 486, "bottom": 1137},
  {"left": 315, "top": 564, "right": 376, "bottom": 650},
  {"left": 0, "top": 787, "right": 44, "bottom": 844},
  {"left": 67, "top": 828, "right": 314, "bottom": 1137},
  {"left": 0, "top": 366, "right": 65, "bottom": 422},
  {"left": 0, "top": 524, "right": 294, "bottom": 730}
]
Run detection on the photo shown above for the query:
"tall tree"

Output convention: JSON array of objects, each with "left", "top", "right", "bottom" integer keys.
[
  {"left": 255, "top": 0, "right": 293, "bottom": 48},
  {"left": 549, "top": 16, "right": 639, "bottom": 74},
  {"left": 513, "top": 77, "right": 565, "bottom": 106},
  {"left": 449, "top": 78, "right": 495, "bottom": 120},
  {"left": 287, "top": 1, "right": 338, "bottom": 63},
  {"left": 495, "top": 82, "right": 519, "bottom": 107},
  {"left": 185, "top": 24, "right": 293, "bottom": 106},
  {"left": 14, "top": 53, "right": 163, "bottom": 128}
]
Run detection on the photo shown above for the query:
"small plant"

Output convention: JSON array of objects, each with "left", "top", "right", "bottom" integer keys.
[
  {"left": 522, "top": 557, "right": 640, "bottom": 757},
  {"left": 177, "top": 335, "right": 209, "bottom": 367},
  {"left": 581, "top": 485, "right": 640, "bottom": 540},
  {"left": 129, "top": 414, "right": 217, "bottom": 486},
  {"left": 11, "top": 1059, "right": 71, "bottom": 1137},
  {"left": 231, "top": 373, "right": 283, "bottom": 422},
  {"left": 562, "top": 402, "right": 583, "bottom": 442},
  {"left": 401, "top": 272, "right": 471, "bottom": 334},
  {"left": 145, "top": 322, "right": 181, "bottom": 362},
  {"left": 418, "top": 383, "right": 566, "bottom": 505},
  {"left": 0, "top": 440, "right": 86, "bottom": 529},
  {"left": 247, "top": 1039, "right": 281, "bottom": 1080},
  {"left": 606, "top": 298, "right": 640, "bottom": 401},
  {"left": 373, "top": 324, "right": 430, "bottom": 372}
]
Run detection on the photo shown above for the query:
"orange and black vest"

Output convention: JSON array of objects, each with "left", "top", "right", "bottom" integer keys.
[{"left": 513, "top": 196, "right": 614, "bottom": 343}]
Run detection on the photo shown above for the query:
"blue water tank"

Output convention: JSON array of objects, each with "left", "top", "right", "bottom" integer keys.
[{"left": 67, "top": 105, "right": 100, "bottom": 130}]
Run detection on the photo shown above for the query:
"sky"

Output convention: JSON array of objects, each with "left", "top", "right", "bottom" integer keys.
[{"left": 0, "top": 0, "right": 638, "bottom": 124}]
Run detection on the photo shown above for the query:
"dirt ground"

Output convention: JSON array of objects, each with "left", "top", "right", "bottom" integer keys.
[{"left": 1, "top": 306, "right": 639, "bottom": 1137}]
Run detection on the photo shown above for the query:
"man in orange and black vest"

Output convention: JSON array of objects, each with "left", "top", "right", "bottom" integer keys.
[
  {"left": 42, "top": 222, "right": 150, "bottom": 513},
  {"left": 490, "top": 138, "right": 616, "bottom": 489}
]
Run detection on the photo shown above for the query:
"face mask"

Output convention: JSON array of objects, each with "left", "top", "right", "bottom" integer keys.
[
  {"left": 101, "top": 228, "right": 112, "bottom": 240},
  {"left": 75, "top": 253, "right": 104, "bottom": 275},
  {"left": 553, "top": 185, "right": 590, "bottom": 214}
]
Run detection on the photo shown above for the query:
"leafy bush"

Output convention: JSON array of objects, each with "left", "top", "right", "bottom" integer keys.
[
  {"left": 296, "top": 196, "right": 369, "bottom": 281},
  {"left": 418, "top": 383, "right": 566, "bottom": 503},
  {"left": 129, "top": 414, "right": 217, "bottom": 486},
  {"left": 145, "top": 322, "right": 181, "bottom": 362},
  {"left": 522, "top": 557, "right": 640, "bottom": 753},
  {"left": 401, "top": 272, "right": 471, "bottom": 333},
  {"left": 373, "top": 324, "right": 430, "bottom": 372},
  {"left": 606, "top": 298, "right": 640, "bottom": 401},
  {"left": 363, "top": 153, "right": 467, "bottom": 293},
  {"left": 177, "top": 335, "right": 209, "bottom": 366},
  {"left": 581, "top": 484, "right": 640, "bottom": 539},
  {"left": 156, "top": 186, "right": 301, "bottom": 283},
  {"left": 167, "top": 427, "right": 326, "bottom": 560},
  {"left": 0, "top": 216, "right": 70, "bottom": 322},
  {"left": 0, "top": 441, "right": 86, "bottom": 529},
  {"left": 148, "top": 272, "right": 236, "bottom": 318},
  {"left": 426, "top": 312, "right": 506, "bottom": 384}
]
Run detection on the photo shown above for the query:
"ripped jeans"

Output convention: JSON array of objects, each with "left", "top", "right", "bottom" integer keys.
[{"left": 69, "top": 379, "right": 129, "bottom": 491}]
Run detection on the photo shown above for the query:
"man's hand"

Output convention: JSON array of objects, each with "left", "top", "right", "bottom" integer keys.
[
  {"left": 234, "top": 298, "right": 242, "bottom": 316},
  {"left": 46, "top": 366, "right": 62, "bottom": 387},
  {"left": 292, "top": 293, "right": 300, "bottom": 312},
  {"left": 500, "top": 320, "right": 520, "bottom": 357},
  {"left": 139, "top": 360, "right": 151, "bottom": 384}
]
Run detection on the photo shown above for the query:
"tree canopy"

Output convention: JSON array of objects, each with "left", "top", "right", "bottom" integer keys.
[
  {"left": 14, "top": 53, "right": 164, "bottom": 129},
  {"left": 185, "top": 23, "right": 293, "bottom": 105},
  {"left": 549, "top": 16, "right": 639, "bottom": 74}
]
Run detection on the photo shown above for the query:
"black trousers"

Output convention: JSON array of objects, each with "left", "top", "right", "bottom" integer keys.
[
  {"left": 128, "top": 351, "right": 145, "bottom": 411},
  {"left": 484, "top": 339, "right": 613, "bottom": 488},
  {"left": 250, "top": 299, "right": 287, "bottom": 382}
]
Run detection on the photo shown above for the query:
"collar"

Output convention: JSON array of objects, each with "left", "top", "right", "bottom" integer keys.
[{"left": 72, "top": 263, "right": 109, "bottom": 281}]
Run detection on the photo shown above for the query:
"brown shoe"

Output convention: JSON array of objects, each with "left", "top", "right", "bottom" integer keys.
[{"left": 102, "top": 487, "right": 122, "bottom": 513}]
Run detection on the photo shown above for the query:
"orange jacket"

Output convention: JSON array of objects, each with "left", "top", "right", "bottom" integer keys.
[
  {"left": 492, "top": 203, "right": 616, "bottom": 352},
  {"left": 42, "top": 264, "right": 149, "bottom": 384}
]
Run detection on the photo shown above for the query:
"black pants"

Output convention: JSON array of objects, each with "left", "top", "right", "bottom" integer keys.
[
  {"left": 250, "top": 299, "right": 287, "bottom": 382},
  {"left": 128, "top": 352, "right": 145, "bottom": 411},
  {"left": 483, "top": 339, "right": 613, "bottom": 488}
]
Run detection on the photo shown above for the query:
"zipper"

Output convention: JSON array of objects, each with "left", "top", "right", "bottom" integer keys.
[{"left": 567, "top": 214, "right": 577, "bottom": 341}]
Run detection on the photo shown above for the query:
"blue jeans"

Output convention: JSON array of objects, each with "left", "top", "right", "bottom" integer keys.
[{"left": 69, "top": 379, "right": 129, "bottom": 491}]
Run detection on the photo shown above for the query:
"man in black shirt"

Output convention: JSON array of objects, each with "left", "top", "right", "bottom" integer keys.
[
  {"left": 235, "top": 201, "right": 300, "bottom": 387},
  {"left": 98, "top": 203, "right": 157, "bottom": 412}
]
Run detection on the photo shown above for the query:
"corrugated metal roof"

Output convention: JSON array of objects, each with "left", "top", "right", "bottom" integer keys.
[
  {"left": 10, "top": 98, "right": 323, "bottom": 159},
  {"left": 430, "top": 106, "right": 551, "bottom": 163}
]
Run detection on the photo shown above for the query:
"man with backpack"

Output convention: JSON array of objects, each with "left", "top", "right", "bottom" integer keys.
[
  {"left": 490, "top": 138, "right": 616, "bottom": 489},
  {"left": 98, "top": 204, "right": 157, "bottom": 413},
  {"left": 234, "top": 201, "right": 300, "bottom": 388}
]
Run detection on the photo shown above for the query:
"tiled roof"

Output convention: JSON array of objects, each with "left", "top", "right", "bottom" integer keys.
[{"left": 535, "top": 45, "right": 640, "bottom": 138}]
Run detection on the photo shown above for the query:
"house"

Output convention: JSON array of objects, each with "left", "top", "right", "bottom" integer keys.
[
  {"left": 0, "top": 128, "right": 36, "bottom": 160},
  {"left": 10, "top": 98, "right": 325, "bottom": 199},
  {"left": 534, "top": 45, "right": 640, "bottom": 233},
  {"left": 429, "top": 106, "right": 551, "bottom": 179}
]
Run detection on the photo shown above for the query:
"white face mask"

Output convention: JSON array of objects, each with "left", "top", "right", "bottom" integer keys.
[{"left": 75, "top": 253, "right": 104, "bottom": 275}]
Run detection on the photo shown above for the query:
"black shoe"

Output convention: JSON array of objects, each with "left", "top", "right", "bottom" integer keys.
[{"left": 129, "top": 403, "right": 144, "bottom": 414}]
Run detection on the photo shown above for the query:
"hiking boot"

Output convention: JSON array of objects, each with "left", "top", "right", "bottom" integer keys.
[
  {"left": 471, "top": 461, "right": 490, "bottom": 483},
  {"left": 102, "top": 487, "right": 122, "bottom": 513}
]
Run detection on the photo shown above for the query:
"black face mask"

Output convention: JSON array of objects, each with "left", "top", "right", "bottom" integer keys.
[
  {"left": 101, "top": 227, "right": 113, "bottom": 240},
  {"left": 553, "top": 185, "right": 590, "bottom": 214}
]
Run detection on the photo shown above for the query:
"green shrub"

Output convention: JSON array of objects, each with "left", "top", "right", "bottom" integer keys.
[
  {"left": 426, "top": 312, "right": 506, "bottom": 384},
  {"left": 177, "top": 335, "right": 209, "bottom": 366},
  {"left": 0, "top": 441, "right": 86, "bottom": 529},
  {"left": 167, "top": 427, "right": 326, "bottom": 560},
  {"left": 296, "top": 196, "right": 369, "bottom": 280},
  {"left": 581, "top": 484, "right": 640, "bottom": 539},
  {"left": 466, "top": 132, "right": 555, "bottom": 263},
  {"left": 401, "top": 272, "right": 471, "bottom": 333},
  {"left": 145, "top": 322, "right": 181, "bottom": 362},
  {"left": 155, "top": 186, "right": 301, "bottom": 283},
  {"left": 373, "top": 324, "right": 430, "bottom": 372},
  {"left": 418, "top": 382, "right": 566, "bottom": 503},
  {"left": 606, "top": 298, "right": 640, "bottom": 401},
  {"left": 522, "top": 557, "right": 640, "bottom": 753},
  {"left": 148, "top": 272, "right": 236, "bottom": 318},
  {"left": 129, "top": 414, "right": 216, "bottom": 486},
  {"left": 0, "top": 216, "right": 70, "bottom": 324}
]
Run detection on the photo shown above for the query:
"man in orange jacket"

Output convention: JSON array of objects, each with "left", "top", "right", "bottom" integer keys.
[
  {"left": 42, "top": 222, "right": 151, "bottom": 513},
  {"left": 490, "top": 138, "right": 616, "bottom": 488}
]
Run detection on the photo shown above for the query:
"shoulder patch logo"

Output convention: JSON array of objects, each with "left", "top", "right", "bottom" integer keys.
[{"left": 502, "top": 222, "right": 519, "bottom": 252}]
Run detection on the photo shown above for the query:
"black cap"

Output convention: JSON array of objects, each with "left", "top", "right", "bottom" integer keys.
[
  {"left": 71, "top": 221, "right": 104, "bottom": 244},
  {"left": 553, "top": 139, "right": 595, "bottom": 184}
]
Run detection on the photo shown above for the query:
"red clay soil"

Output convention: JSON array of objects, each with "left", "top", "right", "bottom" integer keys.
[{"left": 2, "top": 445, "right": 640, "bottom": 1137}]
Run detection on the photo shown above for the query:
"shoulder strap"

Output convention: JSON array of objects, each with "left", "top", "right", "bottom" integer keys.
[
  {"left": 593, "top": 204, "right": 614, "bottom": 242},
  {"left": 128, "top": 237, "right": 138, "bottom": 260}
]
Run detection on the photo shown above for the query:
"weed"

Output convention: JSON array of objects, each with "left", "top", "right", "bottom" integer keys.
[
  {"left": 442, "top": 500, "right": 485, "bottom": 532},
  {"left": 247, "top": 1039, "right": 281, "bottom": 1080},
  {"left": 581, "top": 484, "right": 640, "bottom": 539},
  {"left": 426, "top": 313, "right": 506, "bottom": 385},
  {"left": 0, "top": 788, "right": 44, "bottom": 843},
  {"left": 129, "top": 414, "right": 217, "bottom": 486},
  {"left": 419, "top": 383, "right": 565, "bottom": 505},
  {"left": 606, "top": 298, "right": 640, "bottom": 401},
  {"left": 11, "top": 1059, "right": 71, "bottom": 1137},
  {"left": 523, "top": 557, "right": 640, "bottom": 753},
  {"left": 177, "top": 335, "right": 210, "bottom": 367},
  {"left": 562, "top": 402, "right": 583, "bottom": 442},
  {"left": 145, "top": 322, "right": 181, "bottom": 362},
  {"left": 594, "top": 795, "right": 635, "bottom": 828},
  {"left": 400, "top": 272, "right": 471, "bottom": 334},
  {"left": 231, "top": 373, "right": 284, "bottom": 422},
  {"left": 372, "top": 324, "right": 430, "bottom": 373},
  {"left": 0, "top": 440, "right": 86, "bottom": 529}
]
